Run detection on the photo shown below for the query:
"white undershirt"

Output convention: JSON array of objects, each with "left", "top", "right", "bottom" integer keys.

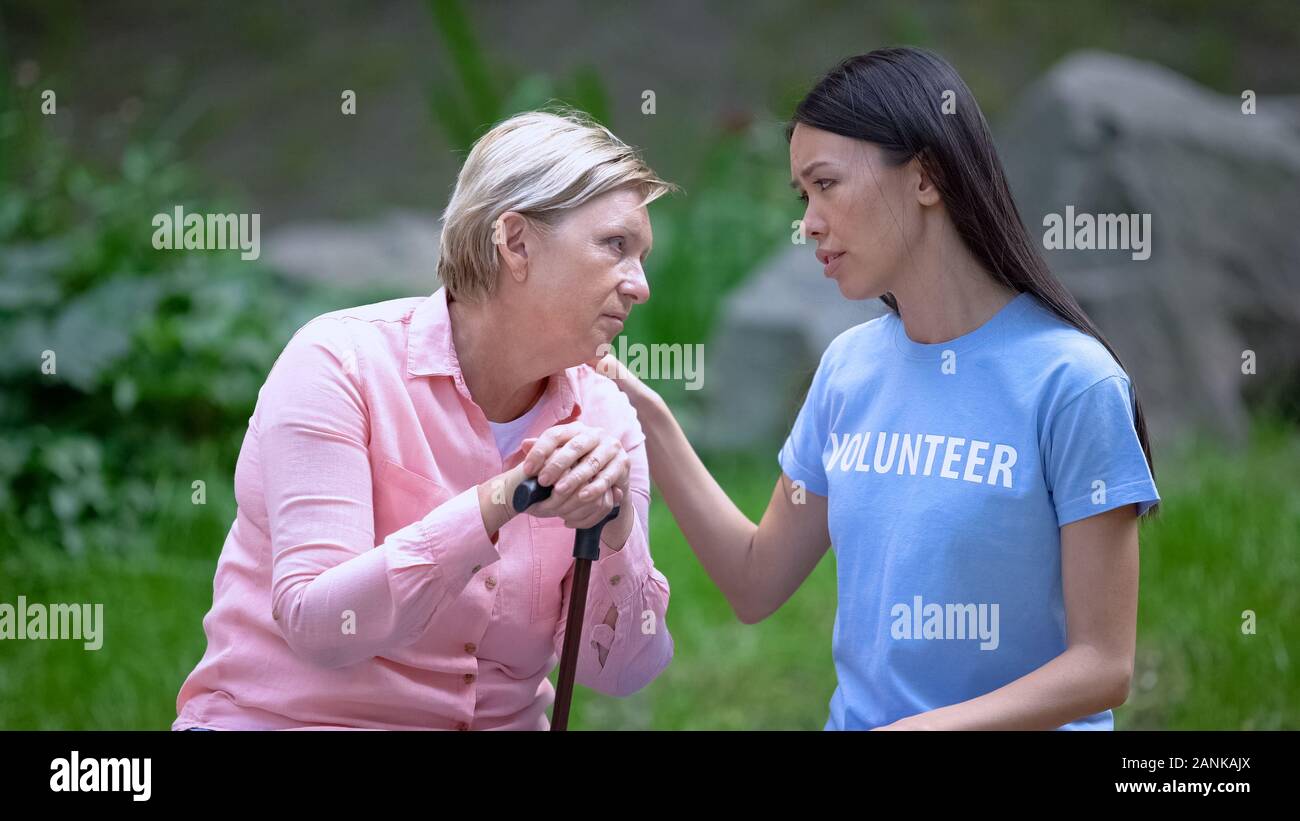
[{"left": 487, "top": 396, "right": 548, "bottom": 458}]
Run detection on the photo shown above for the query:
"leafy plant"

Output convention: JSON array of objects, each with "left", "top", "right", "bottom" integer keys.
[
  {"left": 424, "top": 0, "right": 611, "bottom": 151},
  {"left": 0, "top": 84, "right": 353, "bottom": 554}
]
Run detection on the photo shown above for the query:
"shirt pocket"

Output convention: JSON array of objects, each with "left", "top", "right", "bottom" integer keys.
[
  {"left": 373, "top": 458, "right": 452, "bottom": 545},
  {"left": 528, "top": 518, "right": 574, "bottom": 625}
]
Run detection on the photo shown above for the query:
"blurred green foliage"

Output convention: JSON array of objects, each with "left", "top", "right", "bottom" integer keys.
[
  {"left": 0, "top": 86, "right": 360, "bottom": 555},
  {"left": 424, "top": 0, "right": 610, "bottom": 152}
]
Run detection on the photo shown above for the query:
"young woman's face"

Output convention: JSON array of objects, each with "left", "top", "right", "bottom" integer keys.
[
  {"left": 789, "top": 122, "right": 924, "bottom": 300},
  {"left": 525, "top": 186, "right": 653, "bottom": 363}
]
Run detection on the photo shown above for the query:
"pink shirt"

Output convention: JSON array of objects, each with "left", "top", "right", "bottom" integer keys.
[{"left": 173, "top": 287, "right": 673, "bottom": 730}]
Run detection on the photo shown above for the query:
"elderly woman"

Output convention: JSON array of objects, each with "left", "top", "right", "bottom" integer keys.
[{"left": 173, "top": 110, "right": 675, "bottom": 731}]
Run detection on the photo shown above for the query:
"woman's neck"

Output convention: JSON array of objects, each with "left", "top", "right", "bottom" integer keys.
[
  {"left": 448, "top": 297, "right": 550, "bottom": 423},
  {"left": 890, "top": 222, "right": 1019, "bottom": 345}
]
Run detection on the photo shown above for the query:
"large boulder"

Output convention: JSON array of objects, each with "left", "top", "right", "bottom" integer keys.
[
  {"left": 263, "top": 210, "right": 441, "bottom": 293},
  {"left": 694, "top": 245, "right": 889, "bottom": 451},
  {"left": 1000, "top": 51, "right": 1300, "bottom": 449}
]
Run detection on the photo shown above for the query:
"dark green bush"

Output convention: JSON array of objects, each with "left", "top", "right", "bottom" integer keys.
[{"left": 0, "top": 90, "right": 352, "bottom": 554}]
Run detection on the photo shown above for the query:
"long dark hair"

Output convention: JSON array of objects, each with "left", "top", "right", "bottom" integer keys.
[{"left": 788, "top": 46, "right": 1158, "bottom": 515}]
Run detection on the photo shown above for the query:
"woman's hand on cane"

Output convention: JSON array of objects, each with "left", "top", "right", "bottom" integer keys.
[{"left": 520, "top": 423, "right": 633, "bottom": 547}]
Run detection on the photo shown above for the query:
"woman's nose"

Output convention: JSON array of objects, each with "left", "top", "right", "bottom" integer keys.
[
  {"left": 802, "top": 206, "right": 828, "bottom": 240},
  {"left": 621, "top": 264, "right": 650, "bottom": 304}
]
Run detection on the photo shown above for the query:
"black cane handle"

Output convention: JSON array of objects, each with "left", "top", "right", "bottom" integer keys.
[
  {"left": 513, "top": 477, "right": 621, "bottom": 560},
  {"left": 511, "top": 476, "right": 552, "bottom": 512}
]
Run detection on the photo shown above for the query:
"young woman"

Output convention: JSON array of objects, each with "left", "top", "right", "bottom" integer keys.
[{"left": 526, "top": 47, "right": 1160, "bottom": 730}]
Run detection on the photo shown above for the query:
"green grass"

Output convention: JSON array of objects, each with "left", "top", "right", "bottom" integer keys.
[
  {"left": 1119, "top": 419, "right": 1300, "bottom": 730},
  {"left": 569, "top": 450, "right": 838, "bottom": 730},
  {"left": 1, "top": 422, "right": 1296, "bottom": 730}
]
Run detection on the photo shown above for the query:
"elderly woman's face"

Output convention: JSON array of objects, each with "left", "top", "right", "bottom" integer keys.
[{"left": 526, "top": 186, "right": 652, "bottom": 362}]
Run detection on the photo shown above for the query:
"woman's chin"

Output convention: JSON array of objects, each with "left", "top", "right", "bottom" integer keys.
[
  {"left": 575, "top": 336, "right": 615, "bottom": 367},
  {"left": 834, "top": 277, "right": 876, "bottom": 301},
  {"left": 593, "top": 326, "right": 621, "bottom": 349}
]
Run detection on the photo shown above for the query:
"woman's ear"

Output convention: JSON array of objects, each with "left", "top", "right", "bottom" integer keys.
[
  {"left": 494, "top": 211, "right": 531, "bottom": 283},
  {"left": 911, "top": 153, "right": 943, "bottom": 207}
]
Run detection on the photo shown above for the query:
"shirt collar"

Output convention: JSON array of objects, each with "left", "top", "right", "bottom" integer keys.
[{"left": 407, "top": 286, "right": 583, "bottom": 424}]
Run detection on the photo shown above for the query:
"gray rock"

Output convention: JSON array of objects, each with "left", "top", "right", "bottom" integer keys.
[
  {"left": 1000, "top": 51, "right": 1300, "bottom": 449},
  {"left": 694, "top": 243, "right": 888, "bottom": 451},
  {"left": 263, "top": 210, "right": 442, "bottom": 293}
]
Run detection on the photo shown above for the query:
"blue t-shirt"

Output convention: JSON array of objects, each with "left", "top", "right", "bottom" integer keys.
[{"left": 778, "top": 291, "right": 1160, "bottom": 731}]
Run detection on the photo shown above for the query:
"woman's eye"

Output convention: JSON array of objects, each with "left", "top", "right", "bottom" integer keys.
[
  {"left": 796, "top": 181, "right": 832, "bottom": 203},
  {"left": 606, "top": 236, "right": 626, "bottom": 253}
]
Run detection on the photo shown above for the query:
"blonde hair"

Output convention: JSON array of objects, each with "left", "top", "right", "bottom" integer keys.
[{"left": 436, "top": 107, "right": 676, "bottom": 302}]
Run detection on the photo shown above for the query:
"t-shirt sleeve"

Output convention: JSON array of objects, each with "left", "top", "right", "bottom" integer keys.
[
  {"left": 1043, "top": 374, "right": 1161, "bottom": 526},
  {"left": 778, "top": 358, "right": 831, "bottom": 497}
]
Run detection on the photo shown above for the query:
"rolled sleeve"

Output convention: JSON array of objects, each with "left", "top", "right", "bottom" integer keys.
[{"left": 417, "top": 485, "right": 503, "bottom": 593}]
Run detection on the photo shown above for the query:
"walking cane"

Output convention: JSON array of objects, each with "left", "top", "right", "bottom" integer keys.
[{"left": 512, "top": 476, "right": 620, "bottom": 731}]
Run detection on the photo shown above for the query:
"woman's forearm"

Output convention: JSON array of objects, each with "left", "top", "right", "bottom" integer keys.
[
  {"left": 632, "top": 392, "right": 760, "bottom": 617},
  {"left": 889, "top": 644, "right": 1130, "bottom": 730},
  {"left": 478, "top": 463, "right": 526, "bottom": 538},
  {"left": 271, "top": 485, "right": 503, "bottom": 669}
]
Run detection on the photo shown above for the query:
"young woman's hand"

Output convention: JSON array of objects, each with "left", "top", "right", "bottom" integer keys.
[
  {"left": 588, "top": 351, "right": 661, "bottom": 413},
  {"left": 585, "top": 351, "right": 832, "bottom": 624}
]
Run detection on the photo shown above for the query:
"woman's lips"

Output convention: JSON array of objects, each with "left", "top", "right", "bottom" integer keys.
[{"left": 823, "top": 252, "right": 845, "bottom": 278}]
